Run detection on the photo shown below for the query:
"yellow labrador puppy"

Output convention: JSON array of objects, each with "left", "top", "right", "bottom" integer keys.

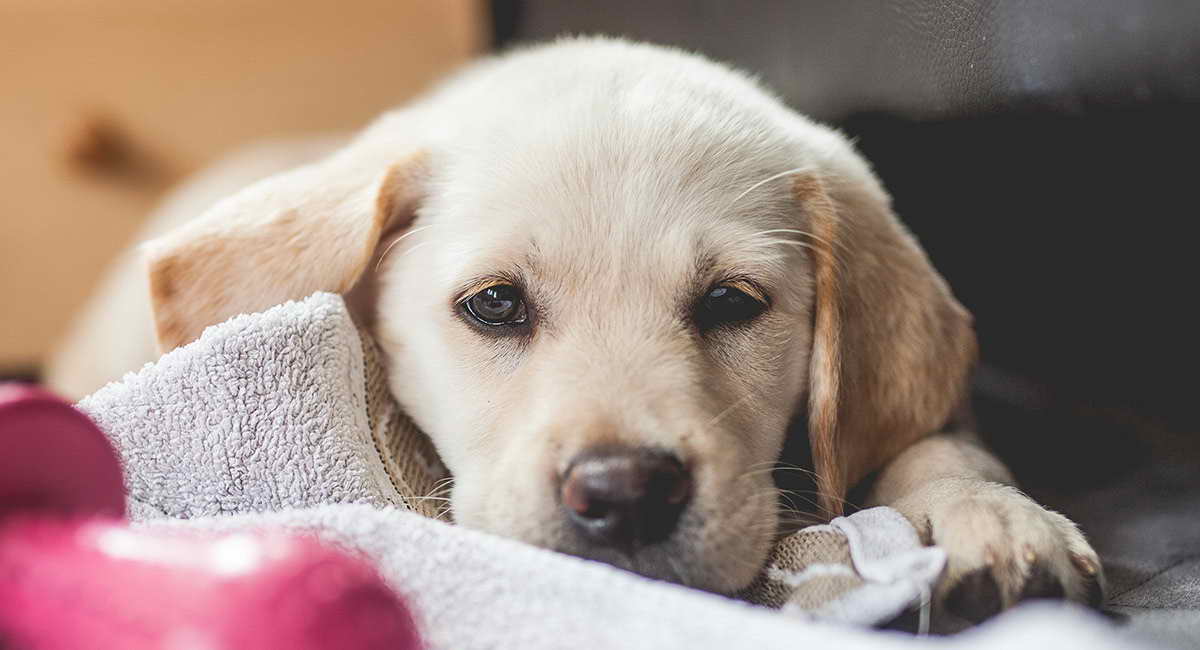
[{"left": 140, "top": 38, "right": 1102, "bottom": 622}]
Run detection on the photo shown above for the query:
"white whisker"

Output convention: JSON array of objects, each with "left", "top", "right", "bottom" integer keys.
[
  {"left": 705, "top": 392, "right": 756, "bottom": 429},
  {"left": 391, "top": 240, "right": 434, "bottom": 264},
  {"left": 730, "top": 166, "right": 815, "bottom": 207},
  {"left": 749, "top": 228, "right": 838, "bottom": 251},
  {"left": 749, "top": 239, "right": 818, "bottom": 253},
  {"left": 375, "top": 224, "right": 437, "bottom": 272}
]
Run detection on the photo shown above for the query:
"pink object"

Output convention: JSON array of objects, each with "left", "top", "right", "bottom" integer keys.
[
  {"left": 0, "top": 384, "right": 125, "bottom": 520},
  {"left": 0, "top": 384, "right": 421, "bottom": 650},
  {"left": 1, "top": 518, "right": 422, "bottom": 650}
]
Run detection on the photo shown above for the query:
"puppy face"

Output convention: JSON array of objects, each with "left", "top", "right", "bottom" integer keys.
[
  {"left": 146, "top": 38, "right": 975, "bottom": 595},
  {"left": 375, "top": 115, "right": 816, "bottom": 591}
]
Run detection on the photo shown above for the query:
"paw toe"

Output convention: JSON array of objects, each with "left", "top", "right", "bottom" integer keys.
[
  {"left": 1071, "top": 552, "right": 1106, "bottom": 608},
  {"left": 1018, "top": 562, "right": 1065, "bottom": 602}
]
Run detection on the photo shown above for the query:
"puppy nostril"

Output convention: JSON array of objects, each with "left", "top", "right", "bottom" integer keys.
[
  {"left": 561, "top": 475, "right": 611, "bottom": 520},
  {"left": 559, "top": 445, "right": 692, "bottom": 548},
  {"left": 653, "top": 461, "right": 692, "bottom": 507}
]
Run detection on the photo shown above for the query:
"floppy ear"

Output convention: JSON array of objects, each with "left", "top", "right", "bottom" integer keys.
[
  {"left": 145, "top": 151, "right": 427, "bottom": 351},
  {"left": 796, "top": 174, "right": 977, "bottom": 516}
]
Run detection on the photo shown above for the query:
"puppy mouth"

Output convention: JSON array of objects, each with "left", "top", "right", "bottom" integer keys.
[
  {"left": 555, "top": 518, "right": 703, "bottom": 587},
  {"left": 550, "top": 498, "right": 778, "bottom": 595}
]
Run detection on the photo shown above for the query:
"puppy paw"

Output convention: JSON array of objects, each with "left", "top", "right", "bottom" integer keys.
[{"left": 903, "top": 479, "right": 1104, "bottom": 626}]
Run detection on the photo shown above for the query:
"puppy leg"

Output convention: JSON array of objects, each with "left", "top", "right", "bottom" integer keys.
[{"left": 867, "top": 433, "right": 1104, "bottom": 628}]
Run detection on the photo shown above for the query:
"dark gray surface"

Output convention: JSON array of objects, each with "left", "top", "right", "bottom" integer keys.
[
  {"left": 505, "top": 0, "right": 1200, "bottom": 121},
  {"left": 1020, "top": 440, "right": 1200, "bottom": 648}
]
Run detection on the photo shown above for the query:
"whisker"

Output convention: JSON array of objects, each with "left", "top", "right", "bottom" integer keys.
[
  {"left": 750, "top": 239, "right": 818, "bottom": 254},
  {"left": 749, "top": 237, "right": 850, "bottom": 272},
  {"left": 776, "top": 506, "right": 826, "bottom": 525},
  {"left": 769, "top": 466, "right": 822, "bottom": 479},
  {"left": 730, "top": 166, "right": 816, "bottom": 207},
  {"left": 737, "top": 463, "right": 825, "bottom": 482},
  {"left": 775, "top": 511, "right": 827, "bottom": 533},
  {"left": 744, "top": 459, "right": 785, "bottom": 470},
  {"left": 748, "top": 228, "right": 840, "bottom": 251},
  {"left": 704, "top": 392, "right": 757, "bottom": 429},
  {"left": 391, "top": 240, "right": 434, "bottom": 264},
  {"left": 415, "top": 476, "right": 455, "bottom": 520},
  {"left": 375, "top": 224, "right": 437, "bottom": 272},
  {"left": 778, "top": 488, "right": 860, "bottom": 518},
  {"left": 776, "top": 490, "right": 827, "bottom": 518},
  {"left": 734, "top": 461, "right": 860, "bottom": 523}
]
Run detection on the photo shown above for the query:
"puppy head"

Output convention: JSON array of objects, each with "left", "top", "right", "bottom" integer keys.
[{"left": 148, "top": 43, "right": 974, "bottom": 594}]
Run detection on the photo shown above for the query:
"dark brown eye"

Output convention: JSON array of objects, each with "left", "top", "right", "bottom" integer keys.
[
  {"left": 695, "top": 284, "right": 767, "bottom": 331},
  {"left": 464, "top": 284, "right": 528, "bottom": 326}
]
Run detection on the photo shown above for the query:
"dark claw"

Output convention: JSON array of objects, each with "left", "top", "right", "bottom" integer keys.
[
  {"left": 1018, "top": 562, "right": 1065, "bottom": 601},
  {"left": 1082, "top": 571, "right": 1105, "bottom": 609},
  {"left": 1071, "top": 552, "right": 1106, "bottom": 609},
  {"left": 945, "top": 568, "right": 1003, "bottom": 623}
]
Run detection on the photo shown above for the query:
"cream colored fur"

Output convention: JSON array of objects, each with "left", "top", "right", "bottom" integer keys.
[{"left": 63, "top": 37, "right": 1103, "bottom": 615}]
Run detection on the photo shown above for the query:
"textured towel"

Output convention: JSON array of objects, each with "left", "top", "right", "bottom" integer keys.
[
  {"left": 141, "top": 504, "right": 1148, "bottom": 650},
  {"left": 80, "top": 293, "right": 446, "bottom": 522},
  {"left": 78, "top": 293, "right": 1152, "bottom": 647}
]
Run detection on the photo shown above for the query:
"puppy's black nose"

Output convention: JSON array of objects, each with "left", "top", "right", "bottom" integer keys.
[{"left": 560, "top": 445, "right": 692, "bottom": 549}]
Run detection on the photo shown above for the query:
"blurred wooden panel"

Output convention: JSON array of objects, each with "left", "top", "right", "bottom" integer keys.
[{"left": 0, "top": 0, "right": 485, "bottom": 370}]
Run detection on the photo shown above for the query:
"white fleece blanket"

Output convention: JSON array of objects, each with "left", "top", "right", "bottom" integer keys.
[
  {"left": 78, "top": 293, "right": 1156, "bottom": 649},
  {"left": 145, "top": 504, "right": 1143, "bottom": 650}
]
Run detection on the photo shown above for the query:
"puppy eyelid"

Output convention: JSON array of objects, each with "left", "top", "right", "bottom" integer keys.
[
  {"left": 719, "top": 278, "right": 770, "bottom": 306},
  {"left": 453, "top": 276, "right": 518, "bottom": 305}
]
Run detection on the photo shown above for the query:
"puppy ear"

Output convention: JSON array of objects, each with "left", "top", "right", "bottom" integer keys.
[
  {"left": 145, "top": 150, "right": 427, "bottom": 351},
  {"left": 796, "top": 174, "right": 976, "bottom": 516}
]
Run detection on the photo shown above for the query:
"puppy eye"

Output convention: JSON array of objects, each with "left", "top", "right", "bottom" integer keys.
[
  {"left": 464, "top": 284, "right": 528, "bottom": 326},
  {"left": 695, "top": 284, "right": 767, "bottom": 331}
]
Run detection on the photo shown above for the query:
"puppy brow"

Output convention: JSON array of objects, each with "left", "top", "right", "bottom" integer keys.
[
  {"left": 695, "top": 250, "right": 719, "bottom": 277},
  {"left": 523, "top": 246, "right": 543, "bottom": 280},
  {"left": 684, "top": 253, "right": 716, "bottom": 307}
]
